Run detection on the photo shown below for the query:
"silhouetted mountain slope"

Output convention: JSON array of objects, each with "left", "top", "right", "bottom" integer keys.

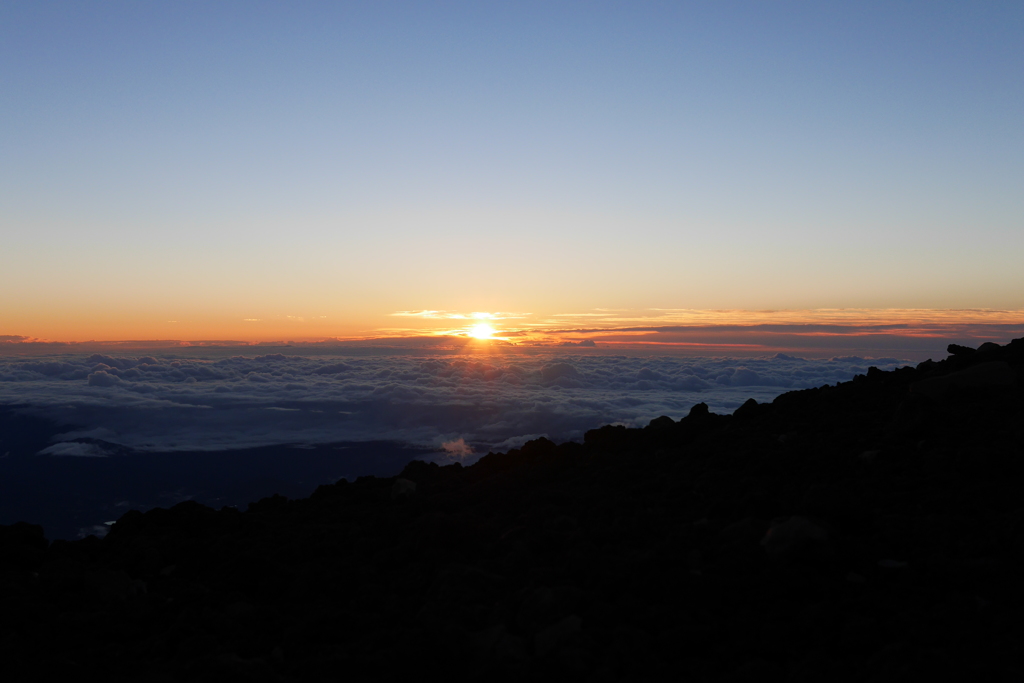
[{"left": 2, "top": 339, "right": 1023, "bottom": 681}]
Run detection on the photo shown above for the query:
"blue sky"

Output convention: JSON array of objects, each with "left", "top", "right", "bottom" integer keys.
[{"left": 2, "top": 1, "right": 1022, "bottom": 341}]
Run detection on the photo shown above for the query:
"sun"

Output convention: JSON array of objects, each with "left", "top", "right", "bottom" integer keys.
[{"left": 468, "top": 323, "right": 496, "bottom": 340}]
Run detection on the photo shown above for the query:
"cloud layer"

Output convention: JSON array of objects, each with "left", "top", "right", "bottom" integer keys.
[{"left": 1, "top": 350, "right": 910, "bottom": 456}]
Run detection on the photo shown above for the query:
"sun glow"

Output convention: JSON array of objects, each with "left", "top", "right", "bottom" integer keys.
[{"left": 468, "top": 323, "right": 496, "bottom": 339}]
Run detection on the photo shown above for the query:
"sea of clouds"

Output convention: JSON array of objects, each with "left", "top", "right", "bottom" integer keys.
[{"left": 0, "top": 350, "right": 910, "bottom": 459}]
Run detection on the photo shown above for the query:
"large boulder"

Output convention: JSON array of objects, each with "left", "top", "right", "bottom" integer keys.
[{"left": 911, "top": 361, "right": 1016, "bottom": 399}]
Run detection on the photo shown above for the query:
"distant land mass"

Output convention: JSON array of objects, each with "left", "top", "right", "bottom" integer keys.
[{"left": 1, "top": 339, "right": 1022, "bottom": 680}]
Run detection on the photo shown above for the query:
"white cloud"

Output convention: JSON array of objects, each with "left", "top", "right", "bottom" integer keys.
[
  {"left": 87, "top": 370, "right": 121, "bottom": 387},
  {"left": 441, "top": 438, "right": 474, "bottom": 457},
  {"left": 0, "top": 350, "right": 910, "bottom": 454},
  {"left": 38, "top": 442, "right": 109, "bottom": 457}
]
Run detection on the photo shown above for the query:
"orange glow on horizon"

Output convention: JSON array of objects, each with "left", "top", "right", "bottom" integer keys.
[{"left": 2, "top": 309, "right": 1023, "bottom": 354}]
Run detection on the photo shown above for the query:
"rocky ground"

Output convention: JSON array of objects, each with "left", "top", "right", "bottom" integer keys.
[{"left": 2, "top": 340, "right": 1023, "bottom": 682}]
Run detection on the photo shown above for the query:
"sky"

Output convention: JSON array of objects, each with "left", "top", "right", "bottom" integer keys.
[{"left": 2, "top": 1, "right": 1023, "bottom": 346}]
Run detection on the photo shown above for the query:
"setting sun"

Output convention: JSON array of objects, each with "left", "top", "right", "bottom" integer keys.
[{"left": 468, "top": 323, "right": 496, "bottom": 339}]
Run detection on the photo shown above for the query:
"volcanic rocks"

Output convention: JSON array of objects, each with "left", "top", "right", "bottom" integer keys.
[{"left": 2, "top": 339, "right": 1023, "bottom": 681}]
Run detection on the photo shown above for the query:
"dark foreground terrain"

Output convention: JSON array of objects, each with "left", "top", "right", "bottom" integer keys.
[{"left": 2, "top": 341, "right": 1023, "bottom": 682}]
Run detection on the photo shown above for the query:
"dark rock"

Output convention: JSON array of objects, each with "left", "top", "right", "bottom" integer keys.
[
  {"left": 583, "top": 424, "right": 629, "bottom": 446},
  {"left": 391, "top": 478, "right": 417, "bottom": 499},
  {"left": 761, "top": 516, "right": 831, "bottom": 566},
  {"left": 788, "top": 651, "right": 855, "bottom": 683},
  {"left": 647, "top": 415, "right": 675, "bottom": 429},
  {"left": 245, "top": 494, "right": 288, "bottom": 514},
  {"left": 534, "top": 614, "right": 582, "bottom": 657},
  {"left": 687, "top": 402, "right": 710, "bottom": 418},
  {"left": 733, "top": 398, "right": 759, "bottom": 420},
  {"left": 948, "top": 343, "right": 977, "bottom": 356},
  {"left": 2, "top": 337, "right": 1023, "bottom": 679},
  {"left": 0, "top": 522, "right": 48, "bottom": 571},
  {"left": 911, "top": 361, "right": 1016, "bottom": 399}
]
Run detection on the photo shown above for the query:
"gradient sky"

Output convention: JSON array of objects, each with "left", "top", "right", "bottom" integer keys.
[{"left": 2, "top": 1, "right": 1022, "bottom": 343}]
